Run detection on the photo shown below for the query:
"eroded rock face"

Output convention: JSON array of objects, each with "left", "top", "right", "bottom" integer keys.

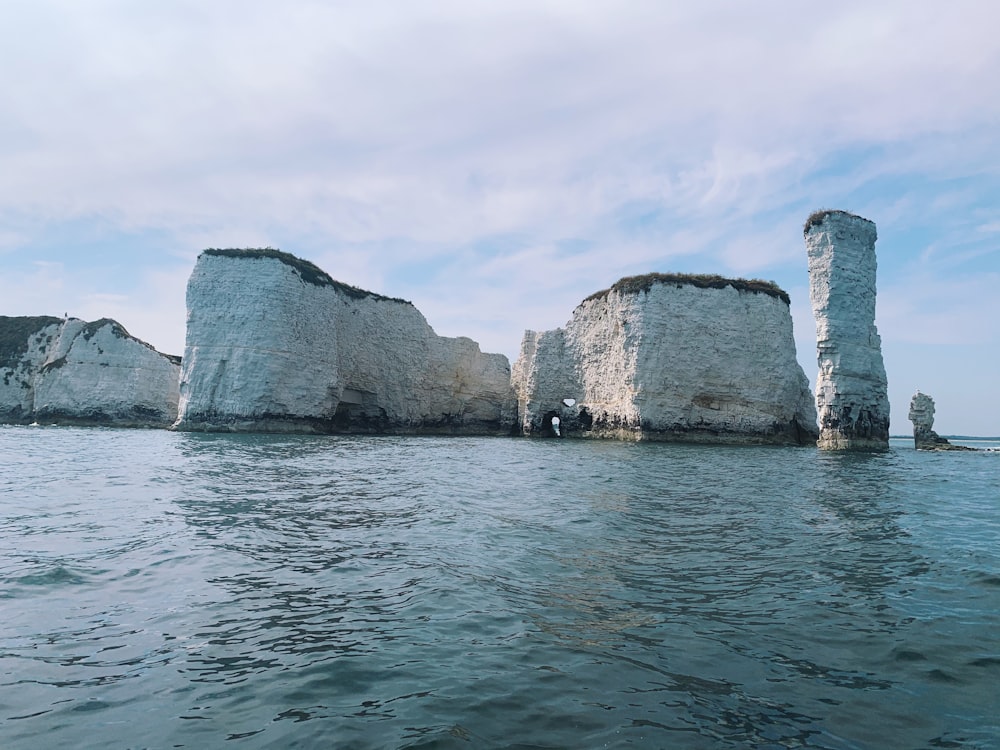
[
  {"left": 908, "top": 391, "right": 974, "bottom": 451},
  {"left": 0, "top": 316, "right": 181, "bottom": 427},
  {"left": 174, "top": 249, "right": 515, "bottom": 433},
  {"left": 511, "top": 274, "right": 818, "bottom": 444},
  {"left": 805, "top": 210, "right": 890, "bottom": 450}
]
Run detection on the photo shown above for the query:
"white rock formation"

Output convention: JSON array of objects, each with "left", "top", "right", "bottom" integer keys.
[
  {"left": 511, "top": 274, "right": 818, "bottom": 444},
  {"left": 908, "top": 391, "right": 972, "bottom": 451},
  {"left": 0, "top": 316, "right": 181, "bottom": 426},
  {"left": 174, "top": 249, "right": 515, "bottom": 433},
  {"left": 805, "top": 210, "right": 889, "bottom": 450}
]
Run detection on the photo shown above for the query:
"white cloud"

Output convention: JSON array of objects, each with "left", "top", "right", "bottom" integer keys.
[
  {"left": 879, "top": 272, "right": 1000, "bottom": 347},
  {"left": 4, "top": 1, "right": 999, "bottom": 242},
  {"left": 0, "top": 259, "right": 189, "bottom": 355},
  {"left": 0, "top": 261, "right": 67, "bottom": 309}
]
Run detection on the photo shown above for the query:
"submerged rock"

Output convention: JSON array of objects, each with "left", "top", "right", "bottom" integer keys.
[
  {"left": 908, "top": 391, "right": 975, "bottom": 451},
  {"left": 805, "top": 210, "right": 890, "bottom": 450},
  {"left": 173, "top": 248, "right": 515, "bottom": 434},
  {"left": 511, "top": 273, "right": 818, "bottom": 444},
  {"left": 0, "top": 316, "right": 181, "bottom": 427}
]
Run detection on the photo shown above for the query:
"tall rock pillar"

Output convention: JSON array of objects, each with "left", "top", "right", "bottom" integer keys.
[{"left": 805, "top": 210, "right": 889, "bottom": 450}]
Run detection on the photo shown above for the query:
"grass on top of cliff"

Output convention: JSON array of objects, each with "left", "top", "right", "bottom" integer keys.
[
  {"left": 77, "top": 317, "right": 180, "bottom": 363},
  {"left": 81, "top": 318, "right": 129, "bottom": 341},
  {"left": 803, "top": 209, "right": 872, "bottom": 234},
  {"left": 582, "top": 273, "right": 790, "bottom": 305},
  {"left": 203, "top": 248, "right": 410, "bottom": 303},
  {"left": 0, "top": 315, "right": 63, "bottom": 369}
]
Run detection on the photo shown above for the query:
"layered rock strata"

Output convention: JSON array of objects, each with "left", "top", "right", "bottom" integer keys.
[
  {"left": 0, "top": 316, "right": 181, "bottom": 427},
  {"left": 908, "top": 391, "right": 974, "bottom": 451},
  {"left": 173, "top": 249, "right": 515, "bottom": 433},
  {"left": 511, "top": 274, "right": 818, "bottom": 444},
  {"left": 805, "top": 210, "right": 890, "bottom": 450}
]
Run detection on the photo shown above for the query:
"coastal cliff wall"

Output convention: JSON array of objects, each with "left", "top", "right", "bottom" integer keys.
[
  {"left": 805, "top": 210, "right": 889, "bottom": 450},
  {"left": 511, "top": 274, "right": 818, "bottom": 444},
  {"left": 174, "top": 249, "right": 514, "bottom": 433},
  {"left": 0, "top": 316, "right": 180, "bottom": 427}
]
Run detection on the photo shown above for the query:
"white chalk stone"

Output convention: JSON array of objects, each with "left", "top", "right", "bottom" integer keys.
[
  {"left": 0, "top": 316, "right": 180, "bottom": 426},
  {"left": 511, "top": 276, "right": 818, "bottom": 444},
  {"left": 805, "top": 211, "right": 889, "bottom": 450},
  {"left": 174, "top": 249, "right": 515, "bottom": 433}
]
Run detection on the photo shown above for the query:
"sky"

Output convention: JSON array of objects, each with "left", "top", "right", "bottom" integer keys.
[{"left": 2, "top": 0, "right": 998, "bottom": 435}]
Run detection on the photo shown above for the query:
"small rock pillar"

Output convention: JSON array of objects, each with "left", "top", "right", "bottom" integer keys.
[
  {"left": 908, "top": 391, "right": 973, "bottom": 451},
  {"left": 805, "top": 210, "right": 890, "bottom": 450},
  {"left": 908, "top": 391, "right": 940, "bottom": 449}
]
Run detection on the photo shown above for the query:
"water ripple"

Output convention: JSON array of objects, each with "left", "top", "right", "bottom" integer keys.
[{"left": 1, "top": 428, "right": 998, "bottom": 748}]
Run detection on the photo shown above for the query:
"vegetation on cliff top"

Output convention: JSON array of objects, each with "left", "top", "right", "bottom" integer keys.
[
  {"left": 803, "top": 209, "right": 871, "bottom": 234},
  {"left": 1, "top": 316, "right": 180, "bottom": 370},
  {"left": 0, "top": 316, "right": 62, "bottom": 370},
  {"left": 582, "top": 273, "right": 790, "bottom": 306},
  {"left": 78, "top": 318, "right": 181, "bottom": 363},
  {"left": 203, "top": 248, "right": 410, "bottom": 304},
  {"left": 82, "top": 318, "right": 128, "bottom": 341}
]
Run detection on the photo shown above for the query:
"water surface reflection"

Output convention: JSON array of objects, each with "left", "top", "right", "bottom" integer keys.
[{"left": 2, "top": 430, "right": 996, "bottom": 748}]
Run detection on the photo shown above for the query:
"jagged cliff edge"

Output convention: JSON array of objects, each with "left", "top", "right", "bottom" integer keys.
[{"left": 0, "top": 316, "right": 180, "bottom": 427}]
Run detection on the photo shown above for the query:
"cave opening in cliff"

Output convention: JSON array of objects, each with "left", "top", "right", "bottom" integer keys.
[{"left": 541, "top": 411, "right": 562, "bottom": 438}]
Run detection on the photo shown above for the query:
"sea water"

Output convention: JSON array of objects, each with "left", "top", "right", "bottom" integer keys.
[{"left": 1, "top": 426, "right": 998, "bottom": 749}]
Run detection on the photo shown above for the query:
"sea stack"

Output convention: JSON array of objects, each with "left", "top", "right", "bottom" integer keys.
[
  {"left": 511, "top": 273, "right": 818, "bottom": 444},
  {"left": 805, "top": 210, "right": 889, "bottom": 450},
  {"left": 174, "top": 248, "right": 514, "bottom": 434},
  {"left": 908, "top": 391, "right": 974, "bottom": 451}
]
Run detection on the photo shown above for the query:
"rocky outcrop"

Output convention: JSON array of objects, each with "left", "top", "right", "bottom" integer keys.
[
  {"left": 173, "top": 248, "right": 515, "bottom": 433},
  {"left": 0, "top": 316, "right": 181, "bottom": 427},
  {"left": 511, "top": 273, "right": 818, "bottom": 444},
  {"left": 805, "top": 210, "right": 890, "bottom": 450},
  {"left": 908, "top": 391, "right": 975, "bottom": 451}
]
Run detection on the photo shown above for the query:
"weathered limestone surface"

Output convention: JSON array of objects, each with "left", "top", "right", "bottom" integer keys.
[
  {"left": 511, "top": 274, "right": 818, "bottom": 444},
  {"left": 0, "top": 316, "right": 181, "bottom": 427},
  {"left": 174, "top": 249, "right": 515, "bottom": 433},
  {"left": 908, "top": 391, "right": 975, "bottom": 451},
  {"left": 805, "top": 210, "right": 890, "bottom": 450}
]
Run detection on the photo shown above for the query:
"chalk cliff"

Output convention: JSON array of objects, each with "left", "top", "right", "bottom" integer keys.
[
  {"left": 511, "top": 274, "right": 818, "bottom": 444},
  {"left": 173, "top": 249, "right": 514, "bottom": 433},
  {"left": 805, "top": 210, "right": 890, "bottom": 450},
  {"left": 0, "top": 316, "right": 181, "bottom": 427},
  {"left": 908, "top": 391, "right": 974, "bottom": 451}
]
